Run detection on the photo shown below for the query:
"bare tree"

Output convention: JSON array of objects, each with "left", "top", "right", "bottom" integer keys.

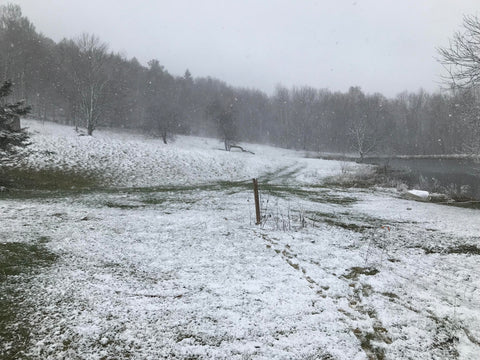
[
  {"left": 0, "top": 4, "right": 39, "bottom": 101},
  {"left": 438, "top": 15, "right": 480, "bottom": 90},
  {"left": 143, "top": 59, "right": 181, "bottom": 144},
  {"left": 438, "top": 17, "right": 480, "bottom": 153},
  {"left": 74, "top": 34, "right": 109, "bottom": 135},
  {"left": 206, "top": 93, "right": 238, "bottom": 151},
  {"left": 291, "top": 86, "right": 318, "bottom": 150},
  {"left": 271, "top": 85, "right": 291, "bottom": 147},
  {"left": 450, "top": 88, "right": 480, "bottom": 154},
  {"left": 348, "top": 89, "right": 387, "bottom": 160}
]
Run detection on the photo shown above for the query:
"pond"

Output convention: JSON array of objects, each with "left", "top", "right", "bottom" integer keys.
[{"left": 365, "top": 157, "right": 480, "bottom": 200}]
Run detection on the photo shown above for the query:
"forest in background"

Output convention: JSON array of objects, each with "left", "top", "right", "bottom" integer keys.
[{"left": 1, "top": 3, "right": 479, "bottom": 157}]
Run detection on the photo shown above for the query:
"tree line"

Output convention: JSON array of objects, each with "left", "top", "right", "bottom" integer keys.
[{"left": 1, "top": 3, "right": 479, "bottom": 157}]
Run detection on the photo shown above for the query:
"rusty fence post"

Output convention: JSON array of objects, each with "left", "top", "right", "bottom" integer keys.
[{"left": 252, "top": 178, "right": 261, "bottom": 225}]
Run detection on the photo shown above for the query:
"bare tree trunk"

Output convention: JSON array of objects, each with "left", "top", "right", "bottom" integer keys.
[{"left": 87, "top": 117, "right": 94, "bottom": 135}]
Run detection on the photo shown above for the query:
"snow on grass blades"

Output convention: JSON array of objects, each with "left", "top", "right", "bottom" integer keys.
[
  {"left": 0, "top": 242, "right": 57, "bottom": 359},
  {"left": 0, "top": 119, "right": 478, "bottom": 358}
]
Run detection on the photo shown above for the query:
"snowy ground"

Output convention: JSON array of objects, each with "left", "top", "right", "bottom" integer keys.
[{"left": 0, "top": 120, "right": 479, "bottom": 359}]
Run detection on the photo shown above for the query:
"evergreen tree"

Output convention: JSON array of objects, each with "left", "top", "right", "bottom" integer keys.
[{"left": 0, "top": 80, "right": 31, "bottom": 156}]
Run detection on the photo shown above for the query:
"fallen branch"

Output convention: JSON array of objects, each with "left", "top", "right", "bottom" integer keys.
[{"left": 229, "top": 145, "right": 255, "bottom": 154}]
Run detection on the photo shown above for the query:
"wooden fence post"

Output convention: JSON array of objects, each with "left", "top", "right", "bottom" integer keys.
[{"left": 253, "top": 178, "right": 261, "bottom": 225}]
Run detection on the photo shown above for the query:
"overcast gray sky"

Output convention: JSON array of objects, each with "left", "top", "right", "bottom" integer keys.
[{"left": 8, "top": 0, "right": 480, "bottom": 97}]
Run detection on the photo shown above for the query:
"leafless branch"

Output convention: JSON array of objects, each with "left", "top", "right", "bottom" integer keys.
[{"left": 437, "top": 15, "right": 480, "bottom": 90}]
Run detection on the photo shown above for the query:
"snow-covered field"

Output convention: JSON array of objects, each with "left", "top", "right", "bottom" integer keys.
[
  {"left": 19, "top": 120, "right": 345, "bottom": 188},
  {"left": 1, "top": 120, "right": 479, "bottom": 359}
]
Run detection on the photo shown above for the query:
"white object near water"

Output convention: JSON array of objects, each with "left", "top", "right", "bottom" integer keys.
[{"left": 406, "top": 189, "right": 430, "bottom": 201}]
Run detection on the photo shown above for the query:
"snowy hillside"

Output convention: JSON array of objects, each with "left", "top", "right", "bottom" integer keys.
[
  {"left": 20, "top": 119, "right": 353, "bottom": 188},
  {"left": 0, "top": 120, "right": 479, "bottom": 359}
]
